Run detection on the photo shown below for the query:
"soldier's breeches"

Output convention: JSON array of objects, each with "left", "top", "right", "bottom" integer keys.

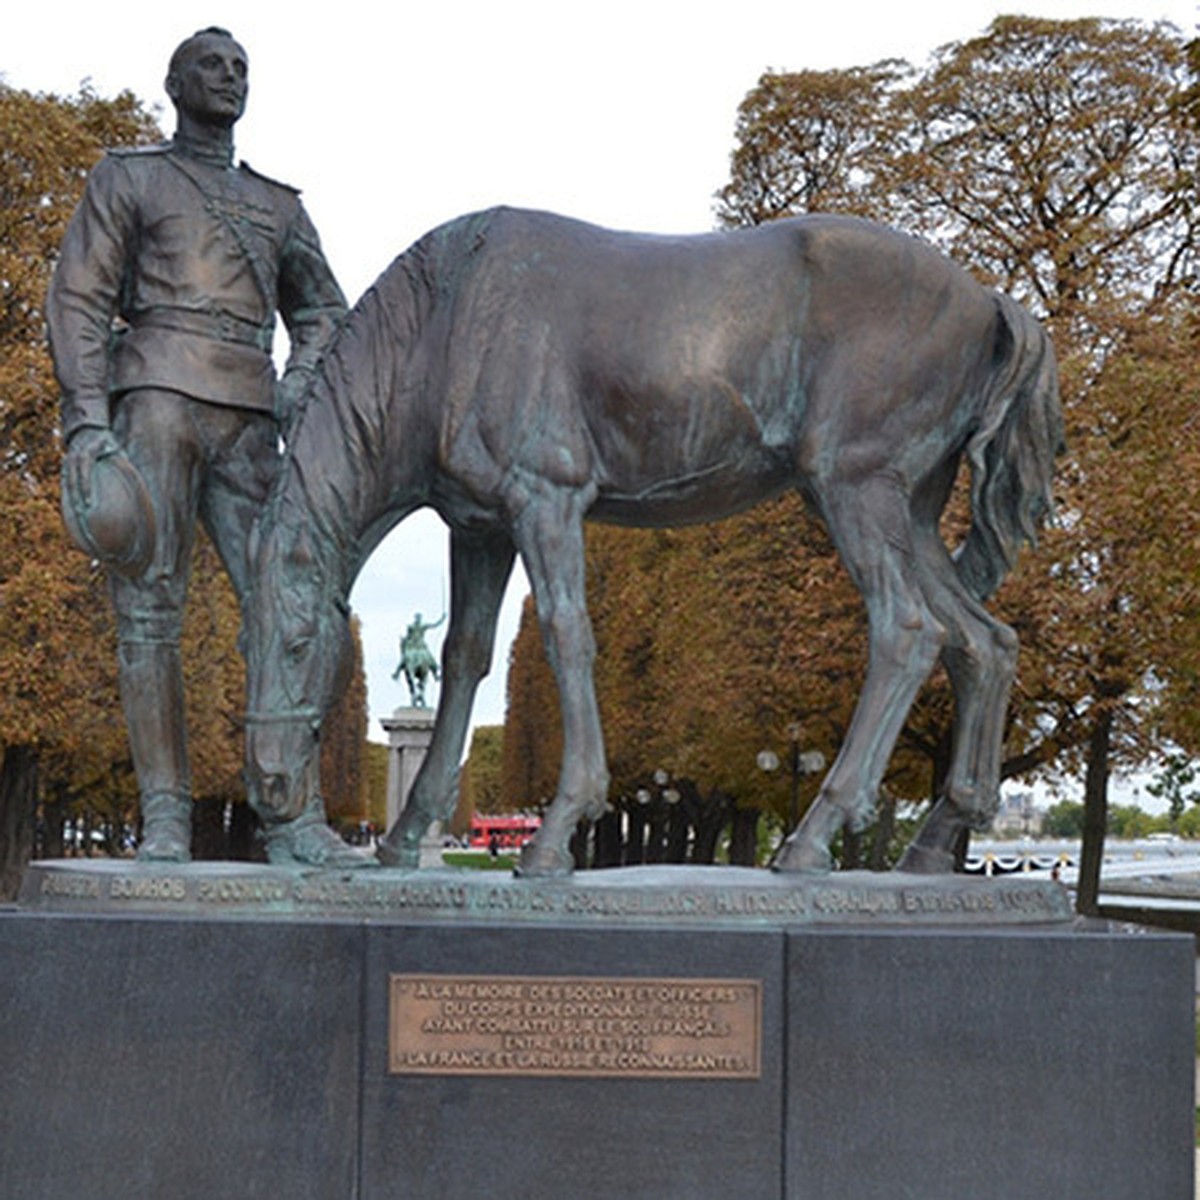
[{"left": 104, "top": 389, "right": 278, "bottom": 860}]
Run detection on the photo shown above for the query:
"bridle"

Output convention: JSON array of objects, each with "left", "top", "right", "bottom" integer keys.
[{"left": 243, "top": 707, "right": 322, "bottom": 730}]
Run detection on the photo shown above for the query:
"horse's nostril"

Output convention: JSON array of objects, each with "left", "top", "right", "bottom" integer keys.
[{"left": 254, "top": 771, "right": 288, "bottom": 806}]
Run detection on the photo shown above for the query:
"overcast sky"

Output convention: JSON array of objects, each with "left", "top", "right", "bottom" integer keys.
[{"left": 7, "top": 0, "right": 1195, "bottom": 743}]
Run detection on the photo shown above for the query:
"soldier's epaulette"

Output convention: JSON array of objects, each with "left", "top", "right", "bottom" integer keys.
[
  {"left": 238, "top": 160, "right": 301, "bottom": 195},
  {"left": 107, "top": 143, "right": 174, "bottom": 158}
]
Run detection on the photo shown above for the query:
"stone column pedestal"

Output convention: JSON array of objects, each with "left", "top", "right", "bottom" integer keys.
[{"left": 380, "top": 706, "right": 440, "bottom": 866}]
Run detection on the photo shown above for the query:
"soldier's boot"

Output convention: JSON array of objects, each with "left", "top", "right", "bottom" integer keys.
[
  {"left": 118, "top": 640, "right": 193, "bottom": 863},
  {"left": 139, "top": 791, "right": 193, "bottom": 862}
]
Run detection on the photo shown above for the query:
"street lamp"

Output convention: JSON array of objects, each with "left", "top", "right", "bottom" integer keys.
[{"left": 758, "top": 723, "right": 826, "bottom": 832}]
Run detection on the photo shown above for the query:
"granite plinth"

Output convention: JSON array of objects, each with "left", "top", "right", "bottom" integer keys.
[
  {"left": 362, "top": 923, "right": 784, "bottom": 1199},
  {"left": 0, "top": 913, "right": 361, "bottom": 1199},
  {"left": 1, "top": 862, "right": 1191, "bottom": 1199},
  {"left": 786, "top": 928, "right": 1193, "bottom": 1199}
]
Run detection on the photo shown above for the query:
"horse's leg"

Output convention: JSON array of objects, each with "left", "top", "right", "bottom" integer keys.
[
  {"left": 896, "top": 526, "right": 1018, "bottom": 873},
  {"left": 509, "top": 486, "right": 609, "bottom": 878},
  {"left": 376, "top": 528, "right": 514, "bottom": 868},
  {"left": 774, "top": 477, "right": 945, "bottom": 872}
]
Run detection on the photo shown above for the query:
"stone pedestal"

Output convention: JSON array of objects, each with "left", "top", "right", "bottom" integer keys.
[
  {"left": 2, "top": 864, "right": 1193, "bottom": 1199},
  {"left": 380, "top": 706, "right": 441, "bottom": 864}
]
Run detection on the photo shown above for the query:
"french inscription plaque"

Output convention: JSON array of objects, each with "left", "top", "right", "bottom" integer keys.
[{"left": 389, "top": 974, "right": 762, "bottom": 1080}]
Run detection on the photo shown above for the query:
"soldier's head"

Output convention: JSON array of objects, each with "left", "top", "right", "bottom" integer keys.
[{"left": 166, "top": 27, "right": 248, "bottom": 129}]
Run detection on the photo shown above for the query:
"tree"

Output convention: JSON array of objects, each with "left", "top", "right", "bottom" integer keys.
[
  {"left": 889, "top": 18, "right": 1198, "bottom": 909},
  {"left": 460, "top": 725, "right": 505, "bottom": 818},
  {"left": 361, "top": 741, "right": 389, "bottom": 833},
  {"left": 1041, "top": 801, "right": 1085, "bottom": 839},
  {"left": 717, "top": 61, "right": 909, "bottom": 225},
  {"left": 500, "top": 596, "right": 562, "bottom": 813},
  {"left": 717, "top": 17, "right": 1200, "bottom": 889},
  {"left": 503, "top": 17, "right": 1200, "bottom": 880},
  {"left": 585, "top": 515, "right": 863, "bottom": 813},
  {"left": 1146, "top": 752, "right": 1200, "bottom": 829},
  {"left": 1106, "top": 805, "right": 1163, "bottom": 839},
  {"left": 0, "top": 84, "right": 159, "bottom": 896}
]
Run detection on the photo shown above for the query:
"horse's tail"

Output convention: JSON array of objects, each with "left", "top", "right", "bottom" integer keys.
[{"left": 954, "top": 293, "right": 1064, "bottom": 602}]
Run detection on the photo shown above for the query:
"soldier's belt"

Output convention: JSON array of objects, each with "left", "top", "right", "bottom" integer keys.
[{"left": 132, "top": 308, "right": 274, "bottom": 352}]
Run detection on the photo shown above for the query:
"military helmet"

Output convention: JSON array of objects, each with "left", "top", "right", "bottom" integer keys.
[{"left": 61, "top": 446, "right": 155, "bottom": 577}]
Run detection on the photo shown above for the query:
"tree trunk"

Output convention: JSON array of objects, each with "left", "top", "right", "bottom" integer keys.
[
  {"left": 40, "top": 784, "right": 68, "bottom": 860},
  {"left": 1076, "top": 708, "right": 1112, "bottom": 916},
  {"left": 624, "top": 806, "right": 647, "bottom": 865},
  {"left": 690, "top": 789, "right": 732, "bottom": 864},
  {"left": 663, "top": 797, "right": 691, "bottom": 863},
  {"left": 192, "top": 796, "right": 227, "bottom": 860},
  {"left": 868, "top": 792, "right": 896, "bottom": 871},
  {"left": 645, "top": 801, "right": 668, "bottom": 864},
  {"left": 840, "top": 829, "right": 863, "bottom": 870},
  {"left": 592, "top": 808, "right": 623, "bottom": 869},
  {"left": 228, "top": 800, "right": 263, "bottom": 862},
  {"left": 569, "top": 821, "right": 589, "bottom": 869},
  {"left": 729, "top": 806, "right": 760, "bottom": 866},
  {"left": 0, "top": 745, "right": 40, "bottom": 901}
]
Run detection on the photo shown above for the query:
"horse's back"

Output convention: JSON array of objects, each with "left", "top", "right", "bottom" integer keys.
[{"left": 414, "top": 208, "right": 1004, "bottom": 520}]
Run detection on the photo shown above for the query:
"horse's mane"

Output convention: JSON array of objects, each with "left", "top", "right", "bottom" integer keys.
[
  {"left": 258, "top": 215, "right": 497, "bottom": 595},
  {"left": 282, "top": 209, "right": 500, "bottom": 480}
]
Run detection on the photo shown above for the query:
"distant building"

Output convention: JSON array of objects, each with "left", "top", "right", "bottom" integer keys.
[{"left": 991, "top": 790, "right": 1043, "bottom": 836}]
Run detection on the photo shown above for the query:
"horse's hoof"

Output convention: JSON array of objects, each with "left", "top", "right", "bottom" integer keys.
[
  {"left": 771, "top": 835, "right": 833, "bottom": 874},
  {"left": 265, "top": 819, "right": 377, "bottom": 869},
  {"left": 894, "top": 842, "right": 956, "bottom": 875},
  {"left": 513, "top": 842, "right": 575, "bottom": 878},
  {"left": 376, "top": 839, "right": 420, "bottom": 869}
]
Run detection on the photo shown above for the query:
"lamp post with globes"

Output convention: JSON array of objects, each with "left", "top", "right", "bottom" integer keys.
[{"left": 758, "top": 722, "right": 826, "bottom": 833}]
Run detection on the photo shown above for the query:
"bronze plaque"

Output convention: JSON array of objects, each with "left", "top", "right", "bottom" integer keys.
[{"left": 389, "top": 974, "right": 761, "bottom": 1080}]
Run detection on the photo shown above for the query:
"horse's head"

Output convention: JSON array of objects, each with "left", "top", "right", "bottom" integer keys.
[{"left": 243, "top": 507, "right": 352, "bottom": 824}]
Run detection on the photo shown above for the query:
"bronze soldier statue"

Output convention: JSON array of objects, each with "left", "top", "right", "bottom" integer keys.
[{"left": 47, "top": 27, "right": 358, "bottom": 865}]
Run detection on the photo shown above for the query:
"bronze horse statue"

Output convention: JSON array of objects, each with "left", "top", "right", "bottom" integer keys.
[{"left": 242, "top": 207, "right": 1061, "bottom": 875}]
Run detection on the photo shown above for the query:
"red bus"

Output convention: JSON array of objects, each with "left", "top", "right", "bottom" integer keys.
[{"left": 468, "top": 814, "right": 541, "bottom": 850}]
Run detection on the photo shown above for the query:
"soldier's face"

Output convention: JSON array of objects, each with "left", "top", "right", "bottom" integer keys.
[{"left": 167, "top": 35, "right": 248, "bottom": 128}]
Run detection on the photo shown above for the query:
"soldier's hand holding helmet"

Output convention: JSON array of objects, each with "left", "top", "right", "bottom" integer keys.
[
  {"left": 65, "top": 426, "right": 122, "bottom": 497},
  {"left": 61, "top": 427, "right": 155, "bottom": 576}
]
